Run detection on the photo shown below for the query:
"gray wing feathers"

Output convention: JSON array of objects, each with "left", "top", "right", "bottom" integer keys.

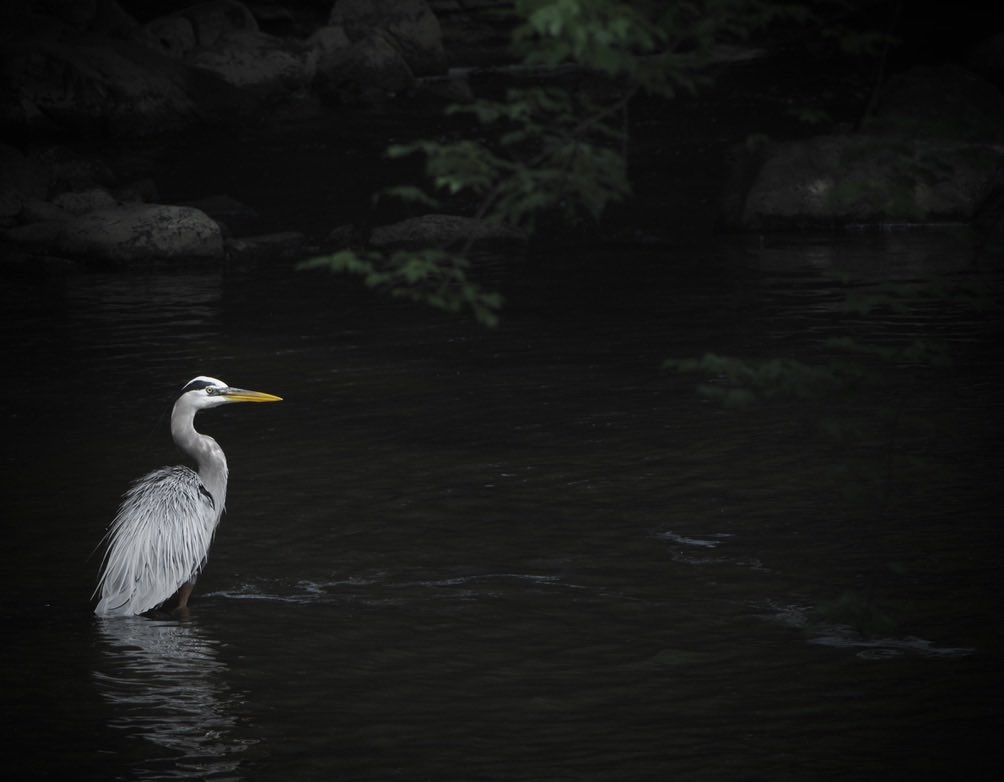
[{"left": 94, "top": 466, "right": 221, "bottom": 616}]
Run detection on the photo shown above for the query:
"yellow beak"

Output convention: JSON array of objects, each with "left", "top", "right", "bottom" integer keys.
[{"left": 221, "top": 388, "right": 283, "bottom": 403}]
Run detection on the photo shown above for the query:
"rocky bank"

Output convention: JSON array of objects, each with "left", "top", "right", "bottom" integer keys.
[{"left": 1, "top": 0, "right": 1003, "bottom": 272}]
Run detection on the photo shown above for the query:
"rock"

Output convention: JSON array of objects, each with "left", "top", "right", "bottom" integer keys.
[
  {"left": 370, "top": 214, "right": 527, "bottom": 251},
  {"left": 17, "top": 197, "right": 71, "bottom": 225},
  {"left": 974, "top": 168, "right": 1004, "bottom": 254},
  {"left": 51, "top": 187, "right": 118, "bottom": 215},
  {"left": 324, "top": 223, "right": 357, "bottom": 250},
  {"left": 88, "top": 0, "right": 141, "bottom": 37},
  {"left": 428, "top": 0, "right": 517, "bottom": 67},
  {"left": 225, "top": 230, "right": 306, "bottom": 262},
  {"left": 303, "top": 24, "right": 351, "bottom": 82},
  {"left": 37, "top": 146, "right": 116, "bottom": 192},
  {"left": 187, "top": 30, "right": 306, "bottom": 95},
  {"left": 0, "top": 144, "right": 49, "bottom": 223},
  {"left": 32, "top": 0, "right": 139, "bottom": 36},
  {"left": 724, "top": 135, "right": 1004, "bottom": 230},
  {"left": 142, "top": 2, "right": 305, "bottom": 99},
  {"left": 2, "top": 220, "right": 68, "bottom": 251},
  {"left": 56, "top": 204, "right": 224, "bottom": 263},
  {"left": 33, "top": 0, "right": 100, "bottom": 30},
  {"left": 0, "top": 37, "right": 205, "bottom": 137},
  {"left": 244, "top": 0, "right": 297, "bottom": 35},
  {"left": 177, "top": 0, "right": 260, "bottom": 48},
  {"left": 144, "top": 15, "right": 198, "bottom": 59},
  {"left": 313, "top": 31, "right": 415, "bottom": 101},
  {"left": 330, "top": 0, "right": 447, "bottom": 76}
]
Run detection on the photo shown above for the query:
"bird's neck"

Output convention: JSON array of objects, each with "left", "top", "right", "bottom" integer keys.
[{"left": 171, "top": 406, "right": 229, "bottom": 508}]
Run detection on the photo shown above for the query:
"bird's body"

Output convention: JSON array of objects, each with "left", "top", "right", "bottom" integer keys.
[{"left": 94, "top": 376, "right": 281, "bottom": 617}]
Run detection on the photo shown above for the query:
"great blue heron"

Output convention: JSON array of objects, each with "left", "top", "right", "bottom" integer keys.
[{"left": 94, "top": 376, "right": 281, "bottom": 617}]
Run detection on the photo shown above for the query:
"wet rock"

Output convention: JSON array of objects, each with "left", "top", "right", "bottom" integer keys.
[
  {"left": 974, "top": 168, "right": 1004, "bottom": 254},
  {"left": 225, "top": 230, "right": 306, "bottom": 262},
  {"left": 2, "top": 220, "right": 68, "bottom": 252},
  {"left": 313, "top": 30, "right": 415, "bottom": 100},
  {"left": 303, "top": 24, "right": 351, "bottom": 83},
  {"left": 56, "top": 204, "right": 224, "bottom": 263},
  {"left": 176, "top": 0, "right": 261, "bottom": 48},
  {"left": 141, "top": 2, "right": 306, "bottom": 101},
  {"left": 0, "top": 37, "right": 206, "bottom": 137},
  {"left": 429, "top": 0, "right": 518, "bottom": 67},
  {"left": 0, "top": 144, "right": 49, "bottom": 223},
  {"left": 245, "top": 0, "right": 298, "bottom": 36},
  {"left": 38, "top": 146, "right": 116, "bottom": 193},
  {"left": 330, "top": 0, "right": 447, "bottom": 76},
  {"left": 370, "top": 214, "right": 527, "bottom": 251},
  {"left": 17, "top": 197, "right": 71, "bottom": 225},
  {"left": 324, "top": 223, "right": 358, "bottom": 250},
  {"left": 723, "top": 135, "right": 1004, "bottom": 230},
  {"left": 145, "top": 15, "right": 198, "bottom": 59},
  {"left": 51, "top": 187, "right": 117, "bottom": 215},
  {"left": 29, "top": 0, "right": 138, "bottom": 36},
  {"left": 186, "top": 30, "right": 307, "bottom": 95}
]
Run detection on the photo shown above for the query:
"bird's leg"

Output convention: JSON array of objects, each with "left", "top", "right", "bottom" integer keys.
[{"left": 176, "top": 580, "right": 195, "bottom": 609}]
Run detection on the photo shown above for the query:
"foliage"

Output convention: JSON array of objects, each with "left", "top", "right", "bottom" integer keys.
[
  {"left": 299, "top": 0, "right": 811, "bottom": 324},
  {"left": 298, "top": 248, "right": 504, "bottom": 328},
  {"left": 665, "top": 275, "right": 992, "bottom": 467}
]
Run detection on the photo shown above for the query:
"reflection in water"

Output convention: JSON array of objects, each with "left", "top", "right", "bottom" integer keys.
[{"left": 93, "top": 616, "right": 247, "bottom": 780}]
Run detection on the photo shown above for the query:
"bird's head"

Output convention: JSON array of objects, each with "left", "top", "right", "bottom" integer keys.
[{"left": 179, "top": 376, "right": 283, "bottom": 410}]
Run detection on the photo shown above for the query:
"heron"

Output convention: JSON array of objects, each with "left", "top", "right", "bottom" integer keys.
[{"left": 94, "top": 376, "right": 281, "bottom": 617}]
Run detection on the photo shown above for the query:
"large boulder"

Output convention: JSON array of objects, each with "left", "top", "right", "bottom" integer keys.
[
  {"left": 143, "top": 1, "right": 305, "bottom": 98},
  {"left": 724, "top": 135, "right": 1004, "bottom": 230},
  {"left": 330, "top": 0, "right": 447, "bottom": 76},
  {"left": 51, "top": 187, "right": 117, "bottom": 215},
  {"left": 176, "top": 0, "right": 261, "bottom": 48},
  {"left": 56, "top": 204, "right": 224, "bottom": 263},
  {"left": 143, "top": 0, "right": 272, "bottom": 59},
  {"left": 303, "top": 23, "right": 351, "bottom": 83},
  {"left": 0, "top": 37, "right": 211, "bottom": 137},
  {"left": 312, "top": 30, "right": 415, "bottom": 100},
  {"left": 144, "top": 14, "right": 199, "bottom": 59},
  {"left": 721, "top": 62, "right": 1004, "bottom": 231},
  {"left": 0, "top": 144, "right": 49, "bottom": 224},
  {"left": 186, "top": 30, "right": 307, "bottom": 94}
]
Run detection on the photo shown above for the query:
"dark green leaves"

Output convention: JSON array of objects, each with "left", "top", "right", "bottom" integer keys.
[{"left": 298, "top": 249, "right": 503, "bottom": 328}]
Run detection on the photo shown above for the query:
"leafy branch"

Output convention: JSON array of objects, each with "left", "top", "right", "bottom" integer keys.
[
  {"left": 664, "top": 276, "right": 994, "bottom": 496},
  {"left": 299, "top": 0, "right": 803, "bottom": 325},
  {"left": 298, "top": 247, "right": 504, "bottom": 328}
]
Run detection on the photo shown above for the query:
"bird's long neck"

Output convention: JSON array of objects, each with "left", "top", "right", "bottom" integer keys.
[{"left": 171, "top": 401, "right": 229, "bottom": 511}]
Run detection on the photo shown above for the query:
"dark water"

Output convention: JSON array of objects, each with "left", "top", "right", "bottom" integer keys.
[{"left": 2, "top": 230, "right": 1002, "bottom": 780}]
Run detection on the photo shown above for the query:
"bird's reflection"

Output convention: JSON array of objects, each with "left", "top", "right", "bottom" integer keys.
[{"left": 93, "top": 616, "right": 247, "bottom": 779}]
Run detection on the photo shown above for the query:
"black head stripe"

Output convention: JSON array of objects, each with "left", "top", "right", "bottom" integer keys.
[{"left": 180, "top": 378, "right": 216, "bottom": 394}]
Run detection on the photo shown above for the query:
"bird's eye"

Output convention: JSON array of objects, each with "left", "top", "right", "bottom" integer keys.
[{"left": 206, "top": 387, "right": 218, "bottom": 395}]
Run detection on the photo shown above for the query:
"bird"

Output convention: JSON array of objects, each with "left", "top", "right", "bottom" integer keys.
[{"left": 94, "top": 376, "right": 281, "bottom": 617}]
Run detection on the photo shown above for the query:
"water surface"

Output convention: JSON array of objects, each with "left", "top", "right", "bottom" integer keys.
[{"left": 2, "top": 231, "right": 1001, "bottom": 780}]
